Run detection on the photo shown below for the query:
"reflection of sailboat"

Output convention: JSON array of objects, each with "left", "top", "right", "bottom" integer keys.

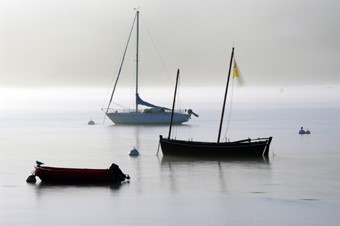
[
  {"left": 103, "top": 10, "right": 197, "bottom": 125},
  {"left": 159, "top": 48, "right": 272, "bottom": 157},
  {"left": 161, "top": 155, "right": 270, "bottom": 165},
  {"left": 160, "top": 156, "right": 270, "bottom": 193}
]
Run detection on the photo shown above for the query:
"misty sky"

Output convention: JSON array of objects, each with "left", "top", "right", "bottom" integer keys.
[{"left": 1, "top": 0, "right": 340, "bottom": 88}]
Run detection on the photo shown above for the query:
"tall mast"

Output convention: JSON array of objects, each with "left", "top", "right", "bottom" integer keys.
[
  {"left": 135, "top": 10, "right": 140, "bottom": 112},
  {"left": 168, "top": 69, "right": 180, "bottom": 139},
  {"left": 217, "top": 47, "right": 234, "bottom": 143}
]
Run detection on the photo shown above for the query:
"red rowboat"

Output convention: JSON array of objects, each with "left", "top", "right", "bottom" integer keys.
[{"left": 28, "top": 161, "right": 130, "bottom": 184}]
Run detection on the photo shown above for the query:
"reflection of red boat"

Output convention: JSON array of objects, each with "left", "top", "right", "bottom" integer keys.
[{"left": 30, "top": 162, "right": 130, "bottom": 184}]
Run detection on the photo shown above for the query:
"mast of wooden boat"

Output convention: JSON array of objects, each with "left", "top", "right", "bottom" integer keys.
[
  {"left": 217, "top": 47, "right": 234, "bottom": 143},
  {"left": 168, "top": 69, "right": 180, "bottom": 139},
  {"left": 135, "top": 10, "right": 140, "bottom": 112}
]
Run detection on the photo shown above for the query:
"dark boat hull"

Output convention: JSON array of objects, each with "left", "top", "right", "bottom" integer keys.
[
  {"left": 159, "top": 136, "right": 272, "bottom": 157},
  {"left": 35, "top": 165, "right": 128, "bottom": 184}
]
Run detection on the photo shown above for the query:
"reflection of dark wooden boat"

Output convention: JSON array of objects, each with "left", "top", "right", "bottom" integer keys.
[
  {"left": 159, "top": 48, "right": 273, "bottom": 158},
  {"left": 160, "top": 155, "right": 270, "bottom": 168},
  {"left": 32, "top": 162, "right": 130, "bottom": 184}
]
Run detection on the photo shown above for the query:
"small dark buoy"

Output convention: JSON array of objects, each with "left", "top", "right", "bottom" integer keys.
[
  {"left": 129, "top": 148, "right": 139, "bottom": 156},
  {"left": 88, "top": 120, "right": 95, "bottom": 125},
  {"left": 299, "top": 127, "right": 305, "bottom": 134},
  {"left": 26, "top": 174, "right": 36, "bottom": 183}
]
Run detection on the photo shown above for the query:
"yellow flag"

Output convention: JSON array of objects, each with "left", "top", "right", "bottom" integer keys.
[
  {"left": 232, "top": 58, "right": 244, "bottom": 86},
  {"left": 233, "top": 59, "right": 239, "bottom": 77}
]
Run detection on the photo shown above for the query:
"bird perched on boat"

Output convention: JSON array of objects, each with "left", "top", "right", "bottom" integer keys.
[{"left": 36, "top": 161, "right": 44, "bottom": 167}]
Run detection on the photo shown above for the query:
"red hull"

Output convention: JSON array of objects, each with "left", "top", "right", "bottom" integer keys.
[{"left": 35, "top": 164, "right": 129, "bottom": 184}]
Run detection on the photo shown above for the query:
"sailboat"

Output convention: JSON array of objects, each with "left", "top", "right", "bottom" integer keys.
[
  {"left": 159, "top": 48, "right": 273, "bottom": 157},
  {"left": 103, "top": 10, "right": 198, "bottom": 125}
]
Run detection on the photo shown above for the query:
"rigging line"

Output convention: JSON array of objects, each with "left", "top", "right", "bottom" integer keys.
[
  {"left": 111, "top": 102, "right": 131, "bottom": 110},
  {"left": 101, "top": 67, "right": 120, "bottom": 110},
  {"left": 106, "top": 12, "right": 137, "bottom": 113},
  {"left": 176, "top": 74, "right": 181, "bottom": 111},
  {"left": 101, "top": 84, "right": 114, "bottom": 110},
  {"left": 175, "top": 76, "right": 182, "bottom": 137},
  {"left": 223, "top": 76, "right": 235, "bottom": 142},
  {"left": 140, "top": 14, "right": 171, "bottom": 81}
]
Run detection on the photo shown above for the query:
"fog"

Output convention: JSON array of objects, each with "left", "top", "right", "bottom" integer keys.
[
  {"left": 1, "top": 0, "right": 340, "bottom": 88},
  {"left": 1, "top": 85, "right": 339, "bottom": 118}
]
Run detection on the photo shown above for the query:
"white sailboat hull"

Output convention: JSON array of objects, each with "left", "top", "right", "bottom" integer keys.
[{"left": 106, "top": 111, "right": 190, "bottom": 125}]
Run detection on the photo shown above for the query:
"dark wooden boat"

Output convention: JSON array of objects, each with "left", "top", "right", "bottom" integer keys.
[
  {"left": 159, "top": 136, "right": 272, "bottom": 157},
  {"left": 32, "top": 162, "right": 130, "bottom": 184},
  {"left": 159, "top": 48, "right": 273, "bottom": 158}
]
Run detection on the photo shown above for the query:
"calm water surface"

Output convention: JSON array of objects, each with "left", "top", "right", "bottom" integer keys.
[{"left": 0, "top": 87, "right": 340, "bottom": 225}]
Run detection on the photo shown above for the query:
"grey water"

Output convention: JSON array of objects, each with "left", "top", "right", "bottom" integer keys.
[{"left": 1, "top": 86, "right": 340, "bottom": 226}]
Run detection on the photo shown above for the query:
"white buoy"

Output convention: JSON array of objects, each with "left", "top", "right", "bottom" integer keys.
[{"left": 129, "top": 148, "right": 139, "bottom": 156}]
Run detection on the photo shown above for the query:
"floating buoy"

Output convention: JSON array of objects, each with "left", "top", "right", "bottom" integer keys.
[
  {"left": 299, "top": 127, "right": 311, "bottom": 135},
  {"left": 88, "top": 120, "right": 95, "bottom": 125},
  {"left": 298, "top": 127, "right": 305, "bottom": 134},
  {"left": 26, "top": 174, "right": 36, "bottom": 183},
  {"left": 129, "top": 148, "right": 139, "bottom": 156}
]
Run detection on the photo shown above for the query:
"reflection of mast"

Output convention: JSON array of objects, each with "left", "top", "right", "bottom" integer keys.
[
  {"left": 166, "top": 161, "right": 178, "bottom": 192},
  {"left": 132, "top": 126, "right": 142, "bottom": 194},
  {"left": 134, "top": 126, "right": 140, "bottom": 150},
  {"left": 217, "top": 162, "right": 228, "bottom": 192}
]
